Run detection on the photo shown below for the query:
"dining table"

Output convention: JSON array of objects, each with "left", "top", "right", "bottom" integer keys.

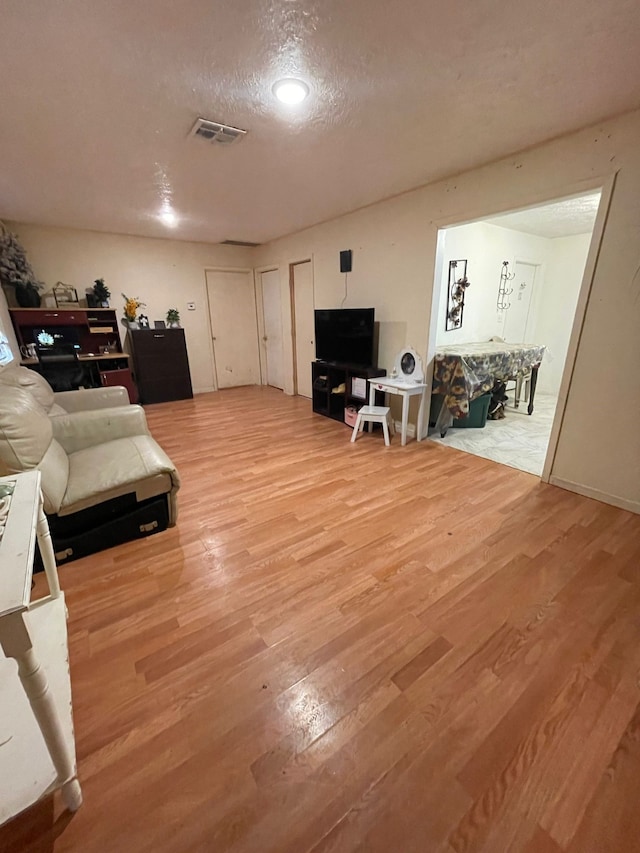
[{"left": 432, "top": 341, "right": 546, "bottom": 436}]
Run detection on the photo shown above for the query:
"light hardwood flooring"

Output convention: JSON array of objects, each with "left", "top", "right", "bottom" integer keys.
[{"left": 2, "top": 386, "right": 640, "bottom": 853}]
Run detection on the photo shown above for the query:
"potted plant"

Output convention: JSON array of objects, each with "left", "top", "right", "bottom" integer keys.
[
  {"left": 166, "top": 308, "right": 180, "bottom": 328},
  {"left": 122, "top": 293, "right": 146, "bottom": 329},
  {"left": 0, "top": 222, "right": 44, "bottom": 307},
  {"left": 93, "top": 278, "right": 111, "bottom": 307}
]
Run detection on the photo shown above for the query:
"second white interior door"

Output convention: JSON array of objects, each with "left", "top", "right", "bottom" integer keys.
[
  {"left": 206, "top": 269, "right": 261, "bottom": 389},
  {"left": 504, "top": 261, "right": 538, "bottom": 342},
  {"left": 260, "top": 269, "right": 284, "bottom": 390},
  {"left": 292, "top": 261, "right": 314, "bottom": 398}
]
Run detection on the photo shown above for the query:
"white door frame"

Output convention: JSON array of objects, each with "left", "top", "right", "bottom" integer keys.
[
  {"left": 288, "top": 258, "right": 314, "bottom": 397},
  {"left": 425, "top": 173, "right": 616, "bottom": 484},
  {"left": 203, "top": 266, "right": 261, "bottom": 391}
]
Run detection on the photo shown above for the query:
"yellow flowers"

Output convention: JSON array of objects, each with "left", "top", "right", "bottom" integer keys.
[{"left": 122, "top": 293, "right": 146, "bottom": 323}]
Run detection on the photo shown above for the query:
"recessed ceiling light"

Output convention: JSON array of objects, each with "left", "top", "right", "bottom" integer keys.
[
  {"left": 272, "top": 78, "right": 310, "bottom": 105},
  {"left": 159, "top": 209, "right": 178, "bottom": 227}
]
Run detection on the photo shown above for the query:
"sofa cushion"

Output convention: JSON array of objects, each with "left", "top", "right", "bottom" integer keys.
[
  {"left": 0, "top": 386, "right": 69, "bottom": 513},
  {"left": 0, "top": 365, "right": 55, "bottom": 413},
  {"left": 0, "top": 386, "right": 53, "bottom": 471},
  {"left": 38, "top": 438, "right": 70, "bottom": 514},
  {"left": 60, "top": 435, "right": 178, "bottom": 516}
]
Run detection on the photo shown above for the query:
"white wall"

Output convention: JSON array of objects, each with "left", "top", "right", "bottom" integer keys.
[
  {"left": 0, "top": 224, "right": 253, "bottom": 393},
  {"left": 528, "top": 233, "right": 592, "bottom": 394},
  {"left": 255, "top": 108, "right": 640, "bottom": 512},
  {"left": 434, "top": 221, "right": 549, "bottom": 346}
]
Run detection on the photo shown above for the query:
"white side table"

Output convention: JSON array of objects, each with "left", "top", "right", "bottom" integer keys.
[
  {"left": 367, "top": 377, "right": 428, "bottom": 446},
  {"left": 0, "top": 470, "right": 82, "bottom": 827}
]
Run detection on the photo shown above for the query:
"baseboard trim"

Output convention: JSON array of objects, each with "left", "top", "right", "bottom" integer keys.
[
  {"left": 549, "top": 476, "right": 640, "bottom": 514},
  {"left": 193, "top": 386, "right": 216, "bottom": 395}
]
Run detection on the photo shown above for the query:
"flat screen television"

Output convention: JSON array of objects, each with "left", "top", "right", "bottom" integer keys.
[{"left": 314, "top": 308, "right": 375, "bottom": 367}]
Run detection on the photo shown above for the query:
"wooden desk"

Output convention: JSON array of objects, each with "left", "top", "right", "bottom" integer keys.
[
  {"left": 21, "top": 353, "right": 137, "bottom": 402},
  {"left": 21, "top": 352, "right": 130, "bottom": 366},
  {"left": 0, "top": 471, "right": 82, "bottom": 825},
  {"left": 368, "top": 377, "right": 428, "bottom": 446},
  {"left": 11, "top": 307, "right": 137, "bottom": 401}
]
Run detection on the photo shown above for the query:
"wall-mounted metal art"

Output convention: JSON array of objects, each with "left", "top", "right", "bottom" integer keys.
[
  {"left": 497, "top": 260, "right": 515, "bottom": 311},
  {"left": 445, "top": 259, "right": 471, "bottom": 331}
]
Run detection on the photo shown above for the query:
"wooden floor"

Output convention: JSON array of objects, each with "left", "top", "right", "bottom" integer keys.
[{"left": 2, "top": 387, "right": 640, "bottom": 853}]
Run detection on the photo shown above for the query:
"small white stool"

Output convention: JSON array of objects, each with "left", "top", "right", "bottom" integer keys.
[{"left": 350, "top": 405, "right": 395, "bottom": 446}]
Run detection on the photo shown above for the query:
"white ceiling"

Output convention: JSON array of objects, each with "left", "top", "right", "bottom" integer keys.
[
  {"left": 485, "top": 193, "right": 602, "bottom": 239},
  {"left": 1, "top": 1, "right": 639, "bottom": 245}
]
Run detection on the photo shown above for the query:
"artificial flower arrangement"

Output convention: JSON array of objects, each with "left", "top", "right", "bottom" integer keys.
[{"left": 122, "top": 292, "right": 146, "bottom": 323}]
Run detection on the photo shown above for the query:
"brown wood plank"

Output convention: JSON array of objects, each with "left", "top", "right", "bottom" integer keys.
[{"left": 2, "top": 386, "right": 640, "bottom": 853}]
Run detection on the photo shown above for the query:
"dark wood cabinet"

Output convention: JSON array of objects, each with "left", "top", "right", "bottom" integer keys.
[
  {"left": 99, "top": 366, "right": 138, "bottom": 403},
  {"left": 128, "top": 329, "right": 193, "bottom": 405}
]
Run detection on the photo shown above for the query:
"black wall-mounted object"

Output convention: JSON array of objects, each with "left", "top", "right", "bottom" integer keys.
[{"left": 339, "top": 249, "right": 352, "bottom": 273}]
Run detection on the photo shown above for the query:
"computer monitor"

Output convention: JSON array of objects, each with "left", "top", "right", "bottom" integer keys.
[{"left": 33, "top": 326, "right": 80, "bottom": 351}]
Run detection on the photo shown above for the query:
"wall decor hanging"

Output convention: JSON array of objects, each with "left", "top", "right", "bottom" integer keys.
[
  {"left": 445, "top": 259, "right": 471, "bottom": 331},
  {"left": 497, "top": 260, "right": 515, "bottom": 311}
]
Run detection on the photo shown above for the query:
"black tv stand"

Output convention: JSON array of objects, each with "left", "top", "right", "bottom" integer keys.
[{"left": 311, "top": 360, "right": 386, "bottom": 425}]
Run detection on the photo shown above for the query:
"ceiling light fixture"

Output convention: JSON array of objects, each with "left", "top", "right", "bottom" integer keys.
[
  {"left": 272, "top": 78, "right": 310, "bottom": 105},
  {"left": 159, "top": 208, "right": 178, "bottom": 228}
]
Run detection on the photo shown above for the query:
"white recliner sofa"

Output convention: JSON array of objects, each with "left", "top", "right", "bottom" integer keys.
[
  {"left": 0, "top": 363, "right": 131, "bottom": 416},
  {"left": 0, "top": 386, "right": 180, "bottom": 564}
]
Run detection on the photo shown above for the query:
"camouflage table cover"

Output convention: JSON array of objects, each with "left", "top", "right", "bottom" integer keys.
[{"left": 432, "top": 342, "right": 546, "bottom": 419}]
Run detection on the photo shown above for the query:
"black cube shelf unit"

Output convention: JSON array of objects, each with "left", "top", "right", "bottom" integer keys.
[{"left": 311, "top": 361, "right": 386, "bottom": 425}]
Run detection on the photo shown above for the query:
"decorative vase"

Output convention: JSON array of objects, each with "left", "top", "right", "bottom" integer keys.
[
  {"left": 128, "top": 321, "right": 139, "bottom": 330},
  {"left": 15, "top": 282, "right": 41, "bottom": 308},
  {"left": 169, "top": 322, "right": 180, "bottom": 328}
]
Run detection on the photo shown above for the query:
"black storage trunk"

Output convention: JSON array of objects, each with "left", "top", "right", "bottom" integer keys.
[{"left": 36, "top": 493, "right": 170, "bottom": 567}]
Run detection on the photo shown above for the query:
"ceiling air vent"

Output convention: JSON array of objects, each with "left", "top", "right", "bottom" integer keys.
[
  {"left": 189, "top": 117, "right": 247, "bottom": 146},
  {"left": 222, "top": 239, "right": 261, "bottom": 247}
]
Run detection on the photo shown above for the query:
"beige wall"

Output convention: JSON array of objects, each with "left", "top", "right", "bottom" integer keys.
[
  {"left": 2, "top": 110, "right": 638, "bottom": 510},
  {"left": 529, "top": 233, "right": 592, "bottom": 395},
  {"left": 1, "top": 225, "right": 253, "bottom": 393},
  {"left": 255, "top": 109, "right": 640, "bottom": 512}
]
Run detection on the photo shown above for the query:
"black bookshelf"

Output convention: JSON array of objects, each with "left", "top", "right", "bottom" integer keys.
[{"left": 311, "top": 361, "right": 386, "bottom": 425}]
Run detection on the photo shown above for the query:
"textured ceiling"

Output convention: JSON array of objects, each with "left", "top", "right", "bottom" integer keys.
[
  {"left": 486, "top": 193, "right": 602, "bottom": 239},
  {"left": 1, "top": 0, "right": 639, "bottom": 245}
]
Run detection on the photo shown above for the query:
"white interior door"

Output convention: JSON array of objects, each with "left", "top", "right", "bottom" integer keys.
[
  {"left": 504, "top": 261, "right": 537, "bottom": 342},
  {"left": 206, "top": 269, "right": 261, "bottom": 389},
  {"left": 260, "top": 269, "right": 284, "bottom": 390},
  {"left": 292, "top": 261, "right": 314, "bottom": 398}
]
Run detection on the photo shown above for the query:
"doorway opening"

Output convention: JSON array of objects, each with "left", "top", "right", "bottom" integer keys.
[{"left": 428, "top": 190, "right": 603, "bottom": 477}]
